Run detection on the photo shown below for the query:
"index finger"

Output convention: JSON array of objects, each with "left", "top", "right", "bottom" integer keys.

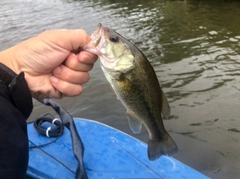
[
  {"left": 64, "top": 52, "right": 97, "bottom": 71},
  {"left": 78, "top": 51, "right": 98, "bottom": 64},
  {"left": 40, "top": 29, "right": 91, "bottom": 51}
]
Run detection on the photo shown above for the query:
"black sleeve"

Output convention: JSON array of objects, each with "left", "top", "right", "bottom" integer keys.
[{"left": 0, "top": 63, "right": 33, "bottom": 179}]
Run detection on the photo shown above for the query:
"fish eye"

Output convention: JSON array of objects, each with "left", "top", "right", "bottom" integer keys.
[{"left": 109, "top": 35, "right": 119, "bottom": 43}]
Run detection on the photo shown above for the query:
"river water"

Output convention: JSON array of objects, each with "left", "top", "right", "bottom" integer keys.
[{"left": 1, "top": 0, "right": 240, "bottom": 178}]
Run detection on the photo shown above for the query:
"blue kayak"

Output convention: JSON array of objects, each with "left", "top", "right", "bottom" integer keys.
[{"left": 27, "top": 118, "right": 209, "bottom": 179}]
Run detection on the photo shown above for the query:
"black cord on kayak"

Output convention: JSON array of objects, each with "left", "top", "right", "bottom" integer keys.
[
  {"left": 38, "top": 99, "right": 88, "bottom": 179},
  {"left": 29, "top": 113, "right": 64, "bottom": 148},
  {"left": 28, "top": 113, "right": 74, "bottom": 173}
]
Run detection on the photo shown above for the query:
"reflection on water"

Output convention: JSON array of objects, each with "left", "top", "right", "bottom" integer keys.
[{"left": 1, "top": 0, "right": 240, "bottom": 178}]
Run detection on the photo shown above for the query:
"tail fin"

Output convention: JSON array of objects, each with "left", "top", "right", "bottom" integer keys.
[{"left": 147, "top": 132, "right": 178, "bottom": 161}]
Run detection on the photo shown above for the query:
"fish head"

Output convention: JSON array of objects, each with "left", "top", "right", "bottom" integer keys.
[{"left": 84, "top": 23, "right": 134, "bottom": 72}]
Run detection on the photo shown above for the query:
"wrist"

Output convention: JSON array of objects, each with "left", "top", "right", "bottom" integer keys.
[{"left": 0, "top": 48, "right": 20, "bottom": 75}]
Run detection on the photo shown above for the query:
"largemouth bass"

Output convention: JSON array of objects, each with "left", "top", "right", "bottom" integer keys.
[{"left": 84, "top": 24, "right": 178, "bottom": 161}]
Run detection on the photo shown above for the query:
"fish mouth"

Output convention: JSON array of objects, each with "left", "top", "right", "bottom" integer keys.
[
  {"left": 84, "top": 24, "right": 118, "bottom": 64},
  {"left": 91, "top": 23, "right": 103, "bottom": 41},
  {"left": 83, "top": 23, "right": 104, "bottom": 55}
]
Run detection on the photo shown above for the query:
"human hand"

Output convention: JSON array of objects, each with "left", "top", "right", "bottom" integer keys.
[{"left": 0, "top": 29, "right": 98, "bottom": 99}]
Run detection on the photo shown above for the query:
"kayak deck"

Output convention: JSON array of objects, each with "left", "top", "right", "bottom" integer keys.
[{"left": 27, "top": 118, "right": 209, "bottom": 179}]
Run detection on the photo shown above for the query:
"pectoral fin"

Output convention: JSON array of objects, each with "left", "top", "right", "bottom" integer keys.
[
  {"left": 160, "top": 89, "right": 171, "bottom": 118},
  {"left": 127, "top": 113, "right": 142, "bottom": 134}
]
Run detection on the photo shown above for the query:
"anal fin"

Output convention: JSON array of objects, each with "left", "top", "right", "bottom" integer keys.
[{"left": 127, "top": 114, "right": 142, "bottom": 134}]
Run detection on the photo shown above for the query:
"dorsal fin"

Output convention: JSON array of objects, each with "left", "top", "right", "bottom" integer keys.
[{"left": 160, "top": 89, "right": 171, "bottom": 118}]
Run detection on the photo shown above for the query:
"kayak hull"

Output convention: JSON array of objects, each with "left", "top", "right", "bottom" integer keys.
[{"left": 27, "top": 118, "right": 209, "bottom": 179}]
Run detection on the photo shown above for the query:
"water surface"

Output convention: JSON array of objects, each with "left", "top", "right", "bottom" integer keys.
[{"left": 1, "top": 0, "right": 240, "bottom": 178}]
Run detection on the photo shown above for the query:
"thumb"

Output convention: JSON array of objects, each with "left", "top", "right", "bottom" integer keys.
[{"left": 39, "top": 29, "right": 91, "bottom": 51}]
